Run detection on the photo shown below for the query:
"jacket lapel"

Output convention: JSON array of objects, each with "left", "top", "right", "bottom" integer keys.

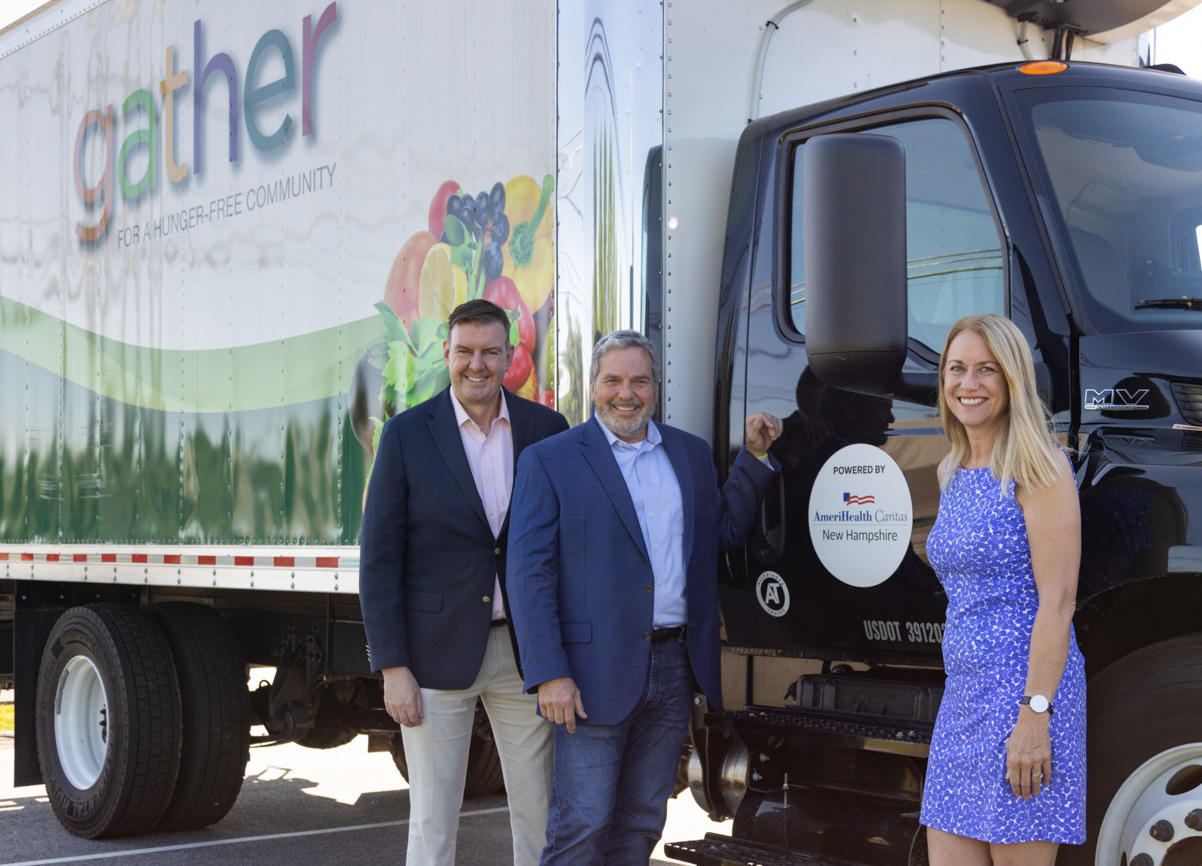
[
  {"left": 427, "top": 387, "right": 491, "bottom": 535},
  {"left": 581, "top": 416, "right": 651, "bottom": 561},
  {"left": 660, "top": 426, "right": 696, "bottom": 567},
  {"left": 499, "top": 390, "right": 531, "bottom": 541}
]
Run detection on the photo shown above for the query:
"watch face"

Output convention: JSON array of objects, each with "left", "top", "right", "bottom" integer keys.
[{"left": 1028, "top": 694, "right": 1049, "bottom": 713}]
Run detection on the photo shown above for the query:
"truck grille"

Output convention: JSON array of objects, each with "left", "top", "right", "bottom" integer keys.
[{"left": 1171, "top": 381, "right": 1202, "bottom": 426}]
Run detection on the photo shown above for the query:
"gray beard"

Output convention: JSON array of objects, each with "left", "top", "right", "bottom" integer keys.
[{"left": 596, "top": 403, "right": 653, "bottom": 440}]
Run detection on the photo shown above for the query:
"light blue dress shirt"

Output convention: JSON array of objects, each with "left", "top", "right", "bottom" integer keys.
[{"left": 598, "top": 417, "right": 687, "bottom": 628}]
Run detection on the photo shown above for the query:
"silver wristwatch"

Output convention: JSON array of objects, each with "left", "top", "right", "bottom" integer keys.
[{"left": 1020, "top": 693, "right": 1054, "bottom": 715}]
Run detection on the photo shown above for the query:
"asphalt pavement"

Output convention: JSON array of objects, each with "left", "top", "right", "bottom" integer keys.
[{"left": 0, "top": 695, "right": 727, "bottom": 865}]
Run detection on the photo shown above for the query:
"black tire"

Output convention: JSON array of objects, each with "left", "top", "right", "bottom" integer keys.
[
  {"left": 1060, "top": 633, "right": 1202, "bottom": 866},
  {"left": 35, "top": 603, "right": 181, "bottom": 838},
  {"left": 149, "top": 603, "right": 251, "bottom": 831},
  {"left": 389, "top": 700, "right": 505, "bottom": 798}
]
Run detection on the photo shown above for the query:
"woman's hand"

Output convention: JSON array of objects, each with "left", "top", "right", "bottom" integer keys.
[{"left": 1005, "top": 708, "right": 1052, "bottom": 799}]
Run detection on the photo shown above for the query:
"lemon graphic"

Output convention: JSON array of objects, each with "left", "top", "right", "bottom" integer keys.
[{"left": 419, "top": 242, "right": 469, "bottom": 321}]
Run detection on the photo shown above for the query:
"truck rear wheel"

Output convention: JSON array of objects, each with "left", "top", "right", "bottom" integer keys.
[
  {"left": 35, "top": 604, "right": 181, "bottom": 838},
  {"left": 150, "top": 603, "right": 250, "bottom": 831},
  {"left": 388, "top": 699, "right": 504, "bottom": 798},
  {"left": 1064, "top": 634, "right": 1202, "bottom": 866}
]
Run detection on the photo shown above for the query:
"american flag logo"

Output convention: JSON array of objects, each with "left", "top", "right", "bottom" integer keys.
[{"left": 844, "top": 492, "right": 875, "bottom": 505}]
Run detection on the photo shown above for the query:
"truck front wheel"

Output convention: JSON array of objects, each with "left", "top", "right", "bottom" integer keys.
[
  {"left": 1066, "top": 634, "right": 1202, "bottom": 866},
  {"left": 35, "top": 604, "right": 182, "bottom": 838}
]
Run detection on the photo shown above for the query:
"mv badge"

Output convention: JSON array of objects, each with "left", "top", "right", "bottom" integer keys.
[
  {"left": 1083, "top": 388, "right": 1150, "bottom": 412},
  {"left": 756, "top": 571, "right": 790, "bottom": 617}
]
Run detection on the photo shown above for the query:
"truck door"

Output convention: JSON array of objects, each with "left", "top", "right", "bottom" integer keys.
[{"left": 730, "top": 112, "right": 1009, "bottom": 664}]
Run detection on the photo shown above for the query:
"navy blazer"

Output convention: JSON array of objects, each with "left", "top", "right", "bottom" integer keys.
[
  {"left": 506, "top": 416, "right": 776, "bottom": 725},
  {"left": 358, "top": 386, "right": 569, "bottom": 689}
]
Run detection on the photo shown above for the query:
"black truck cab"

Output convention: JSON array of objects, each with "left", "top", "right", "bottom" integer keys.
[{"left": 673, "top": 61, "right": 1202, "bottom": 866}]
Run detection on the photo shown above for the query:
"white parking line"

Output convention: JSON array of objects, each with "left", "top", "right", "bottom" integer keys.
[{"left": 3, "top": 806, "right": 511, "bottom": 865}]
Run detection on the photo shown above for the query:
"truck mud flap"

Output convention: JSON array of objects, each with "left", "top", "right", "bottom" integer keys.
[{"left": 664, "top": 833, "right": 844, "bottom": 866}]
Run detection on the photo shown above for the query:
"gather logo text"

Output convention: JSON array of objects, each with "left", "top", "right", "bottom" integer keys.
[{"left": 73, "top": 2, "right": 339, "bottom": 241}]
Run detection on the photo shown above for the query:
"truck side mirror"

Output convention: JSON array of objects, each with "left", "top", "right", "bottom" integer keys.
[{"left": 803, "top": 133, "right": 910, "bottom": 398}]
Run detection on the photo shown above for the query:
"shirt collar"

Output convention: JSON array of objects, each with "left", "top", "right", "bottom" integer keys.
[
  {"left": 449, "top": 387, "right": 510, "bottom": 433},
  {"left": 596, "top": 414, "right": 661, "bottom": 450}
]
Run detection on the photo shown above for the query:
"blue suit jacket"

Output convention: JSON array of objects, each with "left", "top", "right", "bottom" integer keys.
[
  {"left": 506, "top": 415, "right": 776, "bottom": 724},
  {"left": 358, "top": 386, "right": 568, "bottom": 689}
]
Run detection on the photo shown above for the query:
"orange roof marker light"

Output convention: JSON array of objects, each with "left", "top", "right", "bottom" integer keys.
[{"left": 1019, "top": 60, "right": 1068, "bottom": 75}]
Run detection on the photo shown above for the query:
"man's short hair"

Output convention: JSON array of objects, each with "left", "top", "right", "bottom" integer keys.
[
  {"left": 448, "top": 299, "right": 511, "bottom": 335},
  {"left": 589, "top": 329, "right": 660, "bottom": 382}
]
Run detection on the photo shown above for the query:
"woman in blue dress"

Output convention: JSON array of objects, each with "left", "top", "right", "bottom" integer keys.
[{"left": 921, "top": 314, "right": 1086, "bottom": 865}]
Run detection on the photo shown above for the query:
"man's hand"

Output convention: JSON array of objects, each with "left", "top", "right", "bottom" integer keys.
[
  {"left": 745, "top": 412, "right": 783, "bottom": 458},
  {"left": 538, "top": 676, "right": 587, "bottom": 733},
  {"left": 382, "top": 666, "right": 423, "bottom": 728}
]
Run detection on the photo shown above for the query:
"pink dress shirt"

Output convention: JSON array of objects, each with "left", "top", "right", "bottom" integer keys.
[{"left": 449, "top": 389, "right": 513, "bottom": 622}]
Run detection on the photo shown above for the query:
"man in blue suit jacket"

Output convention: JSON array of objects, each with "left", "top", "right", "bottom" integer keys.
[
  {"left": 360, "top": 300, "right": 568, "bottom": 866},
  {"left": 507, "top": 329, "right": 781, "bottom": 865}
]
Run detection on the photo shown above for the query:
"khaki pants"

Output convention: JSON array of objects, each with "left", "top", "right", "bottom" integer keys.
[{"left": 401, "top": 626, "right": 552, "bottom": 866}]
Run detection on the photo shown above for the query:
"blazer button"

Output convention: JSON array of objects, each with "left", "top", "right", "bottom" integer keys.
[
  {"left": 645, "top": 584, "right": 653, "bottom": 592},
  {"left": 483, "top": 596, "right": 491, "bottom": 603},
  {"left": 494, "top": 547, "right": 501, "bottom": 556},
  {"left": 643, "top": 631, "right": 652, "bottom": 640}
]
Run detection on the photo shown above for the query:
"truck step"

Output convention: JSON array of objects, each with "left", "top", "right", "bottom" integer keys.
[
  {"left": 664, "top": 833, "right": 848, "bottom": 866},
  {"left": 706, "top": 706, "right": 931, "bottom": 756}
]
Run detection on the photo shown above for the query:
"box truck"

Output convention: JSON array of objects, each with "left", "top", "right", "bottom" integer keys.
[{"left": 2, "top": 1, "right": 1201, "bottom": 864}]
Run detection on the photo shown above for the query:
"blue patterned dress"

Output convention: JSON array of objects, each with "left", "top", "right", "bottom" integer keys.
[{"left": 920, "top": 462, "right": 1086, "bottom": 845}]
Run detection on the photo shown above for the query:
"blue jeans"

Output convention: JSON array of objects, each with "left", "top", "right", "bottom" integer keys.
[{"left": 541, "top": 636, "right": 694, "bottom": 866}]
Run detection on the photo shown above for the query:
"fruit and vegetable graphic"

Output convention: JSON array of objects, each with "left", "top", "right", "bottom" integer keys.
[{"left": 350, "top": 174, "right": 556, "bottom": 459}]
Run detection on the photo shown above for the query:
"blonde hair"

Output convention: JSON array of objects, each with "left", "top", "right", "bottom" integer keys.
[{"left": 937, "top": 313, "right": 1065, "bottom": 493}]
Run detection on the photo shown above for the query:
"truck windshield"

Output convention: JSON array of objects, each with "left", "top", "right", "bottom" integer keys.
[{"left": 1015, "top": 85, "right": 1202, "bottom": 333}]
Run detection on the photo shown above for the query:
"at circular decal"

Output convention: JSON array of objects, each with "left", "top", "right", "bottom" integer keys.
[
  {"left": 755, "top": 571, "right": 790, "bottom": 617},
  {"left": 808, "top": 443, "right": 913, "bottom": 588}
]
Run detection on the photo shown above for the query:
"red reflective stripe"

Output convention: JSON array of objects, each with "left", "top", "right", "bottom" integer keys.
[{"left": 5, "top": 550, "right": 344, "bottom": 570}]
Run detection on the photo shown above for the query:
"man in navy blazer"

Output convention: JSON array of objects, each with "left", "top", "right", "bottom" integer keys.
[
  {"left": 507, "top": 329, "right": 781, "bottom": 865},
  {"left": 359, "top": 299, "right": 568, "bottom": 866}
]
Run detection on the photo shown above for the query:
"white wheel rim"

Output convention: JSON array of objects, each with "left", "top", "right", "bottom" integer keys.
[
  {"left": 53, "top": 655, "right": 109, "bottom": 790},
  {"left": 1096, "top": 742, "right": 1202, "bottom": 866}
]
